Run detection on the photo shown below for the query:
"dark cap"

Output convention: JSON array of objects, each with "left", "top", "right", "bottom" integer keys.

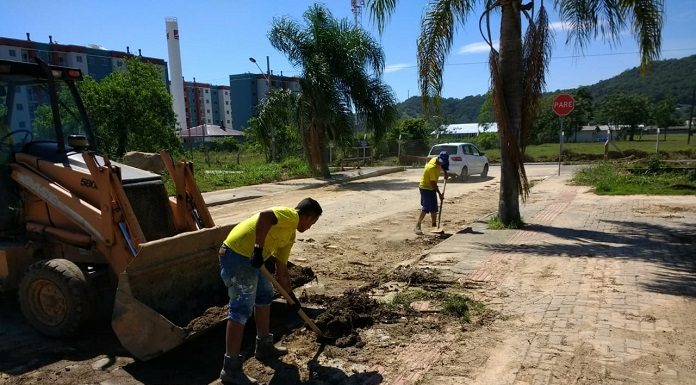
[{"left": 438, "top": 151, "right": 449, "bottom": 171}]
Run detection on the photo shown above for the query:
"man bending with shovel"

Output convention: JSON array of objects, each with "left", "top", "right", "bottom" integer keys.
[
  {"left": 415, "top": 151, "right": 449, "bottom": 235},
  {"left": 218, "top": 197, "right": 323, "bottom": 384}
]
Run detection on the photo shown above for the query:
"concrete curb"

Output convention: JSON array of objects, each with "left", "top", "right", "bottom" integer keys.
[{"left": 203, "top": 166, "right": 406, "bottom": 207}]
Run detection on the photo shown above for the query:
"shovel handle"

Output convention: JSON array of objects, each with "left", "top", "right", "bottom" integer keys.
[
  {"left": 259, "top": 266, "right": 324, "bottom": 336},
  {"left": 437, "top": 177, "right": 447, "bottom": 228}
]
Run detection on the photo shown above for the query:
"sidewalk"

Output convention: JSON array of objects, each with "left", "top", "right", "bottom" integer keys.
[
  {"left": 201, "top": 166, "right": 406, "bottom": 206},
  {"left": 408, "top": 171, "right": 696, "bottom": 384}
]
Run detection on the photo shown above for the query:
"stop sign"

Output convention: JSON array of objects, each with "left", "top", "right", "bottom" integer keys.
[{"left": 552, "top": 94, "right": 575, "bottom": 116}]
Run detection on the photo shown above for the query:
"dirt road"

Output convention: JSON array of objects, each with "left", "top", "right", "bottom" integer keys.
[{"left": 3, "top": 164, "right": 693, "bottom": 385}]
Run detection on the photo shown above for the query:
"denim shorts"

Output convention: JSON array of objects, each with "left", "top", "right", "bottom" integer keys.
[
  {"left": 219, "top": 247, "right": 274, "bottom": 324},
  {"left": 419, "top": 188, "right": 438, "bottom": 213}
]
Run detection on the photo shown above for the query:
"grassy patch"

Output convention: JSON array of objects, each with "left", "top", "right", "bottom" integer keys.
[
  {"left": 573, "top": 162, "right": 696, "bottom": 195},
  {"left": 387, "top": 288, "right": 487, "bottom": 323},
  {"left": 488, "top": 215, "right": 526, "bottom": 229},
  {"left": 480, "top": 134, "right": 696, "bottom": 163},
  {"left": 162, "top": 153, "right": 312, "bottom": 194}
]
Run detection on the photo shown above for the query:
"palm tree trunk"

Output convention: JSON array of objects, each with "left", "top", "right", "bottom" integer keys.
[{"left": 498, "top": 1, "right": 523, "bottom": 225}]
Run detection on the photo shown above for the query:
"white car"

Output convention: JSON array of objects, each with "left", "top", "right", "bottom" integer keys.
[{"left": 428, "top": 142, "right": 489, "bottom": 181}]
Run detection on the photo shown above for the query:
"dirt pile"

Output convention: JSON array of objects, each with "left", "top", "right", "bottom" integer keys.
[{"left": 309, "top": 289, "right": 400, "bottom": 347}]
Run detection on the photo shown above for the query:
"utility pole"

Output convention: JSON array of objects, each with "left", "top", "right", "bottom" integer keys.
[{"left": 249, "top": 56, "right": 275, "bottom": 161}]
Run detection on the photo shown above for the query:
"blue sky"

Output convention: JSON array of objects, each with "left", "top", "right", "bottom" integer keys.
[{"left": 2, "top": 0, "right": 695, "bottom": 102}]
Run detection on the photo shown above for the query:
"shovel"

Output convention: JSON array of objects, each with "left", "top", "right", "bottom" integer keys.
[
  {"left": 258, "top": 265, "right": 330, "bottom": 340},
  {"left": 430, "top": 176, "right": 448, "bottom": 234}
]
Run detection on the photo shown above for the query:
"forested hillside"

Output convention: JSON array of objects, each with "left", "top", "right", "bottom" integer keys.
[
  {"left": 583, "top": 55, "right": 696, "bottom": 104},
  {"left": 396, "top": 55, "right": 696, "bottom": 123},
  {"left": 397, "top": 94, "right": 486, "bottom": 123}
]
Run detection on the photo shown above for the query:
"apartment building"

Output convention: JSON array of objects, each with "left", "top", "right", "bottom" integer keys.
[{"left": 228, "top": 73, "right": 301, "bottom": 129}]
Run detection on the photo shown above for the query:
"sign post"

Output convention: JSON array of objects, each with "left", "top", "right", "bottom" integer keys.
[{"left": 552, "top": 94, "right": 575, "bottom": 176}]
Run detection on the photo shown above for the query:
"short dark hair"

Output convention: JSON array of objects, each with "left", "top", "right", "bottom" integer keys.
[{"left": 296, "top": 197, "right": 322, "bottom": 217}]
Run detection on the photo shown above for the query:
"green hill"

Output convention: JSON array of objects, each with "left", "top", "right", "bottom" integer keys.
[
  {"left": 583, "top": 54, "right": 696, "bottom": 104},
  {"left": 397, "top": 54, "right": 696, "bottom": 123}
]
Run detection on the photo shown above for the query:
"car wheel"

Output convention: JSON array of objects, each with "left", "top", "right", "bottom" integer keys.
[
  {"left": 18, "top": 259, "right": 92, "bottom": 337},
  {"left": 481, "top": 164, "right": 489, "bottom": 177},
  {"left": 459, "top": 166, "right": 468, "bottom": 182}
]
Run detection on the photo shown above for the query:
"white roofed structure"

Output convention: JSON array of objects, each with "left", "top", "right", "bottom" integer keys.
[
  {"left": 433, "top": 123, "right": 498, "bottom": 136},
  {"left": 178, "top": 124, "right": 244, "bottom": 143}
]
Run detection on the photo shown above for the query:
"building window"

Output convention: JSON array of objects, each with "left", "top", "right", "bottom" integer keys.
[
  {"left": 205, "top": 89, "right": 209, "bottom": 93},
  {"left": 226, "top": 110, "right": 229, "bottom": 114},
  {"left": 76, "top": 56, "right": 83, "bottom": 63},
  {"left": 207, "top": 119, "right": 211, "bottom": 123},
  {"left": 227, "top": 119, "right": 230, "bottom": 123},
  {"left": 206, "top": 99, "right": 209, "bottom": 104},
  {"left": 206, "top": 109, "right": 210, "bottom": 113},
  {"left": 59, "top": 57, "right": 65, "bottom": 64},
  {"left": 224, "top": 91, "right": 228, "bottom": 95},
  {"left": 22, "top": 53, "right": 28, "bottom": 61},
  {"left": 18, "top": 121, "right": 26, "bottom": 128},
  {"left": 117, "top": 61, "right": 123, "bottom": 67},
  {"left": 225, "top": 101, "right": 229, "bottom": 105},
  {"left": 9, "top": 49, "right": 16, "bottom": 57},
  {"left": 16, "top": 103, "right": 23, "bottom": 111}
]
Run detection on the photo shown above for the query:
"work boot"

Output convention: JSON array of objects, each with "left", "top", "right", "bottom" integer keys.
[
  {"left": 414, "top": 225, "right": 423, "bottom": 235},
  {"left": 254, "top": 334, "right": 288, "bottom": 359},
  {"left": 220, "top": 354, "right": 257, "bottom": 384}
]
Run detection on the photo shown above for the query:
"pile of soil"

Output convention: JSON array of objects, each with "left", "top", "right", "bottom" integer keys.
[
  {"left": 288, "top": 263, "right": 316, "bottom": 287},
  {"left": 392, "top": 267, "right": 440, "bottom": 285},
  {"left": 310, "top": 289, "right": 400, "bottom": 347}
]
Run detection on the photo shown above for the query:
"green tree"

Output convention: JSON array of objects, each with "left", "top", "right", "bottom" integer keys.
[
  {"left": 248, "top": 88, "right": 303, "bottom": 162},
  {"left": 652, "top": 96, "right": 679, "bottom": 140},
  {"left": 597, "top": 93, "right": 651, "bottom": 141},
  {"left": 388, "top": 117, "right": 430, "bottom": 141},
  {"left": 369, "top": 0, "right": 663, "bottom": 225},
  {"left": 269, "top": 4, "right": 398, "bottom": 177},
  {"left": 78, "top": 58, "right": 181, "bottom": 158},
  {"left": 477, "top": 91, "right": 495, "bottom": 128},
  {"left": 568, "top": 87, "right": 594, "bottom": 142}
]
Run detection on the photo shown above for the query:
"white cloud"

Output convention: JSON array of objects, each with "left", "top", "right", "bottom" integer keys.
[
  {"left": 457, "top": 41, "right": 498, "bottom": 54},
  {"left": 384, "top": 63, "right": 412, "bottom": 73},
  {"left": 549, "top": 21, "right": 570, "bottom": 32}
]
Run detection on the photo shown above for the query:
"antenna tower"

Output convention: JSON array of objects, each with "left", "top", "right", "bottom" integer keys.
[{"left": 351, "top": 0, "right": 365, "bottom": 27}]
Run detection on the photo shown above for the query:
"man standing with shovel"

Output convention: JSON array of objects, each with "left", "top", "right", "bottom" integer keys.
[
  {"left": 415, "top": 151, "right": 449, "bottom": 235},
  {"left": 218, "top": 198, "right": 323, "bottom": 384}
]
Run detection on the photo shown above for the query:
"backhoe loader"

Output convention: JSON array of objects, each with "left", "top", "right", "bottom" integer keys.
[{"left": 0, "top": 58, "right": 233, "bottom": 360}]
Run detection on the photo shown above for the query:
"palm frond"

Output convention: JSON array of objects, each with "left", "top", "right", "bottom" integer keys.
[
  {"left": 521, "top": 5, "right": 552, "bottom": 150},
  {"left": 623, "top": 0, "right": 663, "bottom": 72},
  {"left": 417, "top": 0, "right": 476, "bottom": 115},
  {"left": 555, "top": 0, "right": 627, "bottom": 52},
  {"left": 367, "top": 0, "right": 399, "bottom": 35}
]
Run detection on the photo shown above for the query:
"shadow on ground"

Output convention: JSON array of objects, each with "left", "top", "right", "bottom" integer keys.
[{"left": 479, "top": 219, "right": 696, "bottom": 297}]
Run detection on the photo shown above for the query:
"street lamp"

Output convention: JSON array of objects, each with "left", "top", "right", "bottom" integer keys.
[{"left": 249, "top": 57, "right": 275, "bottom": 162}]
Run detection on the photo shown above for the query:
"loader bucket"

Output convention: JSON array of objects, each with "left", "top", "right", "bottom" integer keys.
[{"left": 111, "top": 224, "right": 234, "bottom": 361}]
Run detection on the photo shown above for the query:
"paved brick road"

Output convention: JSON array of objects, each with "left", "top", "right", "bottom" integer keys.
[{"left": 415, "top": 172, "right": 696, "bottom": 385}]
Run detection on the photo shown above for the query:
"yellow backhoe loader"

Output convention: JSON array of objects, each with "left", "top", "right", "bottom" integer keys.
[{"left": 0, "top": 58, "right": 233, "bottom": 360}]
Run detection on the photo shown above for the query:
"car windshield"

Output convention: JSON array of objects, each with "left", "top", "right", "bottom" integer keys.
[
  {"left": 0, "top": 74, "right": 88, "bottom": 148},
  {"left": 429, "top": 145, "right": 458, "bottom": 156}
]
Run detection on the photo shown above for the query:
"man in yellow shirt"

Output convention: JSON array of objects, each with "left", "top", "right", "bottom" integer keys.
[
  {"left": 218, "top": 197, "right": 322, "bottom": 384},
  {"left": 415, "top": 151, "right": 449, "bottom": 234}
]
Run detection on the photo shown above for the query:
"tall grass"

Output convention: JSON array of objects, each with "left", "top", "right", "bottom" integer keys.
[{"left": 573, "top": 162, "right": 696, "bottom": 195}]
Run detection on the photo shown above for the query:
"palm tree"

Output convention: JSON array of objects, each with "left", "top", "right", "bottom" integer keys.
[
  {"left": 369, "top": 0, "right": 663, "bottom": 225},
  {"left": 269, "top": 4, "right": 398, "bottom": 177}
]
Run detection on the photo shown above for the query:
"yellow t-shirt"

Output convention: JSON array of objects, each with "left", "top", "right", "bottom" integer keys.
[
  {"left": 222, "top": 207, "right": 298, "bottom": 264},
  {"left": 419, "top": 157, "right": 440, "bottom": 190}
]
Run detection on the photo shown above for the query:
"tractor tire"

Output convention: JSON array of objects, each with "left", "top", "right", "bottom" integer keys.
[
  {"left": 481, "top": 164, "right": 489, "bottom": 177},
  {"left": 459, "top": 166, "right": 469, "bottom": 182},
  {"left": 18, "top": 259, "right": 91, "bottom": 337}
]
